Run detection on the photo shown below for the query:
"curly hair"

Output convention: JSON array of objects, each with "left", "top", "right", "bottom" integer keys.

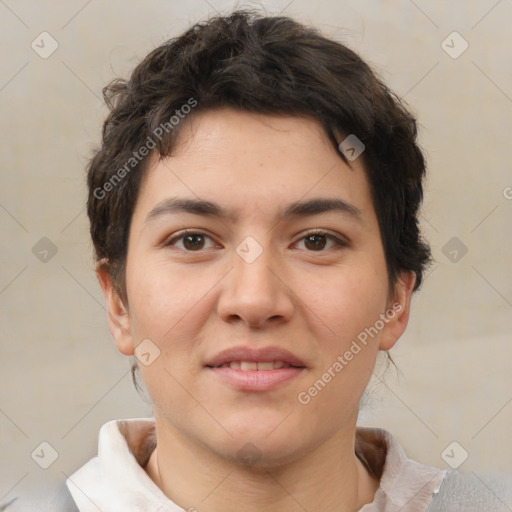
[{"left": 87, "top": 9, "right": 431, "bottom": 307}]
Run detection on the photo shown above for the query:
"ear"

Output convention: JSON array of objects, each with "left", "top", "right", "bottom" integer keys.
[
  {"left": 96, "top": 260, "right": 135, "bottom": 356},
  {"left": 378, "top": 271, "right": 416, "bottom": 351}
]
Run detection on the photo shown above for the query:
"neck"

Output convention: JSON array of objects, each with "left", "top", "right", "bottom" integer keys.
[{"left": 144, "top": 414, "right": 379, "bottom": 512}]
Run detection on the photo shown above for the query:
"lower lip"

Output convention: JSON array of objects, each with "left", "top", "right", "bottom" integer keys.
[{"left": 207, "top": 367, "right": 305, "bottom": 391}]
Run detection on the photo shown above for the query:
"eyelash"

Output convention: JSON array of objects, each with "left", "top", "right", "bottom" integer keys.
[{"left": 164, "top": 229, "right": 348, "bottom": 252}]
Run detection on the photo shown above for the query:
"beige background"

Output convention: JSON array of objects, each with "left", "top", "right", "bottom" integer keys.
[{"left": 1, "top": 0, "right": 511, "bottom": 504}]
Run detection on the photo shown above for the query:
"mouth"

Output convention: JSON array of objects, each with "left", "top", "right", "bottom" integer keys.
[
  {"left": 208, "top": 360, "right": 302, "bottom": 370},
  {"left": 205, "top": 346, "right": 307, "bottom": 391}
]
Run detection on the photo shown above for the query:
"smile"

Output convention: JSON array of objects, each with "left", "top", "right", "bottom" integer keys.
[
  {"left": 205, "top": 346, "right": 307, "bottom": 391},
  {"left": 207, "top": 365, "right": 306, "bottom": 391},
  {"left": 210, "top": 361, "right": 299, "bottom": 370}
]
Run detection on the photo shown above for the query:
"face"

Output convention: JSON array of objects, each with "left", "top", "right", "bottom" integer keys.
[{"left": 99, "top": 108, "right": 414, "bottom": 467}]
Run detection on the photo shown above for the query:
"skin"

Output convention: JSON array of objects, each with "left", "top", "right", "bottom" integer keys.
[{"left": 97, "top": 108, "right": 415, "bottom": 512}]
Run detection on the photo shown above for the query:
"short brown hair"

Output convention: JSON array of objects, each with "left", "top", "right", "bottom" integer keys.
[{"left": 87, "top": 9, "right": 431, "bottom": 304}]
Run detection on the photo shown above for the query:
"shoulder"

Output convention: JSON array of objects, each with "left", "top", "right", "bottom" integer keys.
[
  {"left": 427, "top": 470, "right": 512, "bottom": 512},
  {"left": 1, "top": 481, "right": 79, "bottom": 512},
  {"left": 48, "top": 482, "right": 80, "bottom": 512},
  {"left": 356, "top": 426, "right": 512, "bottom": 511}
]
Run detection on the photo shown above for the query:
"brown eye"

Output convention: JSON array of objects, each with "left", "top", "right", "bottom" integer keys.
[
  {"left": 165, "top": 231, "right": 216, "bottom": 251},
  {"left": 183, "top": 234, "right": 206, "bottom": 250},
  {"left": 304, "top": 234, "right": 327, "bottom": 251},
  {"left": 295, "top": 231, "right": 347, "bottom": 252}
]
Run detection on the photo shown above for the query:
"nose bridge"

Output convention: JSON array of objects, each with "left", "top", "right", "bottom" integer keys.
[
  {"left": 235, "top": 241, "right": 275, "bottom": 291},
  {"left": 217, "top": 235, "right": 294, "bottom": 326},
  {"left": 233, "top": 235, "right": 279, "bottom": 299}
]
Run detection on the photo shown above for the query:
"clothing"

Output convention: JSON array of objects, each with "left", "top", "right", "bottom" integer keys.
[
  {"left": 68, "top": 417, "right": 443, "bottom": 511},
  {"left": 426, "top": 470, "right": 512, "bottom": 512},
  {"left": 9, "top": 418, "right": 512, "bottom": 511}
]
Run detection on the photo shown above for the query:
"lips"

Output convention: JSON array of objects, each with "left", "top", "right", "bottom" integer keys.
[
  {"left": 205, "top": 346, "right": 307, "bottom": 369},
  {"left": 205, "top": 346, "right": 307, "bottom": 391},
  {"left": 213, "top": 361, "right": 293, "bottom": 370}
]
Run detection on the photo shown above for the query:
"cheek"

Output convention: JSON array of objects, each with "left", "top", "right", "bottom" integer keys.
[
  {"left": 300, "top": 259, "right": 388, "bottom": 343},
  {"left": 124, "top": 257, "right": 212, "bottom": 348},
  {"left": 295, "top": 266, "right": 387, "bottom": 420},
  {"left": 126, "top": 260, "right": 214, "bottom": 415}
]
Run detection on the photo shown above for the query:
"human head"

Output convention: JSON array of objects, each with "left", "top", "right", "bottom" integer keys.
[
  {"left": 88, "top": 9, "right": 431, "bottom": 470},
  {"left": 87, "top": 9, "right": 430, "bottom": 308}
]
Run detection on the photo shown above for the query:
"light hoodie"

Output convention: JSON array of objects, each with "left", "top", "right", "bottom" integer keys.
[{"left": 18, "top": 418, "right": 512, "bottom": 512}]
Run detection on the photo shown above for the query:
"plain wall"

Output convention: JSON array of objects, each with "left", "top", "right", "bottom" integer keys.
[{"left": 1, "top": 0, "right": 511, "bottom": 502}]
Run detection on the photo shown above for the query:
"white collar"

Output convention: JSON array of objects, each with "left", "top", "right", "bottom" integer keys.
[{"left": 67, "top": 418, "right": 446, "bottom": 512}]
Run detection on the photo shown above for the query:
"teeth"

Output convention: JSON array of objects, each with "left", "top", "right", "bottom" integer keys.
[
  {"left": 215, "top": 361, "right": 293, "bottom": 370},
  {"left": 240, "top": 361, "right": 258, "bottom": 371},
  {"left": 257, "top": 361, "right": 274, "bottom": 370}
]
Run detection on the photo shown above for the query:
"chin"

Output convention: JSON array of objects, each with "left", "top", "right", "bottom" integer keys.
[
  {"left": 232, "top": 436, "right": 316, "bottom": 470},
  {"left": 205, "top": 418, "right": 312, "bottom": 468}
]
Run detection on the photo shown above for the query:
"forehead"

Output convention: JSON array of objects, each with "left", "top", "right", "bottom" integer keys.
[{"left": 132, "top": 108, "right": 374, "bottom": 224}]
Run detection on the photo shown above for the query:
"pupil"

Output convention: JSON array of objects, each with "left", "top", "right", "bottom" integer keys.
[
  {"left": 184, "top": 234, "right": 204, "bottom": 250},
  {"left": 305, "top": 235, "right": 326, "bottom": 250}
]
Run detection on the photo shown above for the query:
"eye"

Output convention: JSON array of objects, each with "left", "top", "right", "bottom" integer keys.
[
  {"left": 164, "top": 230, "right": 347, "bottom": 252},
  {"left": 164, "top": 231, "right": 217, "bottom": 251},
  {"left": 294, "top": 231, "right": 347, "bottom": 251}
]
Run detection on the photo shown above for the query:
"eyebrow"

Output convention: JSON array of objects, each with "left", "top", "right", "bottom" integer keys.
[{"left": 144, "top": 197, "right": 363, "bottom": 225}]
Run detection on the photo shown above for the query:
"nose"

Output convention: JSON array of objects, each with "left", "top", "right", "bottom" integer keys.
[{"left": 216, "top": 242, "right": 295, "bottom": 329}]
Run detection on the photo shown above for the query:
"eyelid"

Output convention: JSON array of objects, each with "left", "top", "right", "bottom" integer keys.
[
  {"left": 163, "top": 229, "right": 218, "bottom": 249},
  {"left": 292, "top": 229, "right": 349, "bottom": 249},
  {"left": 163, "top": 228, "right": 349, "bottom": 252}
]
